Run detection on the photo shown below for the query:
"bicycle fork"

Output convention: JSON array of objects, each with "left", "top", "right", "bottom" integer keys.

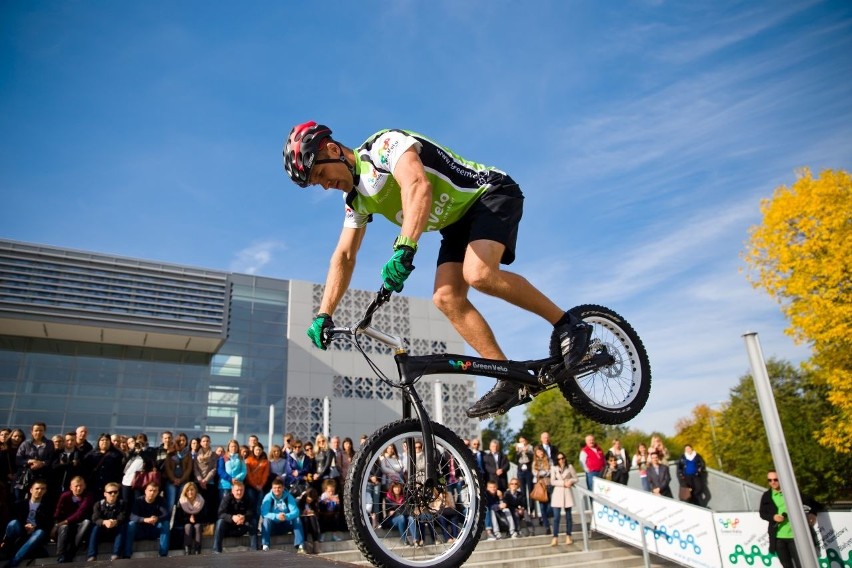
[{"left": 397, "top": 355, "right": 440, "bottom": 494}]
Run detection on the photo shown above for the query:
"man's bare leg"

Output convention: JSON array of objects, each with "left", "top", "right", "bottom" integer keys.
[
  {"left": 433, "top": 262, "right": 507, "bottom": 360},
  {"left": 462, "top": 240, "right": 564, "bottom": 325}
]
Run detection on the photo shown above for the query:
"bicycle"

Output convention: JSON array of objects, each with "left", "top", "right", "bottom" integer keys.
[{"left": 330, "top": 287, "right": 651, "bottom": 568}]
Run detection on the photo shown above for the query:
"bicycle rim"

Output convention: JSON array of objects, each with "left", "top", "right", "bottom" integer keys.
[
  {"left": 555, "top": 304, "right": 651, "bottom": 424},
  {"left": 344, "top": 418, "right": 484, "bottom": 568}
]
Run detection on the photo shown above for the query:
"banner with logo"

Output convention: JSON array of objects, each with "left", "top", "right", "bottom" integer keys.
[
  {"left": 591, "top": 477, "right": 723, "bottom": 568},
  {"left": 714, "top": 511, "right": 852, "bottom": 568}
]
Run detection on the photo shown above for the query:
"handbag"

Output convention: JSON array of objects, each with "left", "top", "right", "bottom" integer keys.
[
  {"left": 529, "top": 479, "right": 549, "bottom": 503},
  {"left": 132, "top": 469, "right": 161, "bottom": 491},
  {"left": 678, "top": 486, "right": 692, "bottom": 501}
]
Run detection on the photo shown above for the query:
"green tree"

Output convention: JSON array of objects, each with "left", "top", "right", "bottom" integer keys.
[
  {"left": 480, "top": 413, "right": 514, "bottom": 456},
  {"left": 712, "top": 358, "right": 852, "bottom": 504},
  {"left": 743, "top": 168, "right": 852, "bottom": 453},
  {"left": 672, "top": 404, "right": 725, "bottom": 471}
]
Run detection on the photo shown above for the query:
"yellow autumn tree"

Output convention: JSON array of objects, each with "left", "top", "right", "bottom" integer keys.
[{"left": 743, "top": 168, "right": 852, "bottom": 453}]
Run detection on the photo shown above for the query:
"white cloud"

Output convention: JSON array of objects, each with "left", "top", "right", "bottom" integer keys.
[{"left": 229, "top": 240, "right": 286, "bottom": 275}]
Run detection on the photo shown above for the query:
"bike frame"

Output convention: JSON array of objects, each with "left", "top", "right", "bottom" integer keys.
[{"left": 392, "top": 351, "right": 551, "bottom": 488}]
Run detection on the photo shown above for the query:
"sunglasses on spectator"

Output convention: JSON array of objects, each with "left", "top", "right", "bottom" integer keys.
[
  {"left": 768, "top": 478, "right": 779, "bottom": 483},
  {"left": 105, "top": 490, "right": 118, "bottom": 494}
]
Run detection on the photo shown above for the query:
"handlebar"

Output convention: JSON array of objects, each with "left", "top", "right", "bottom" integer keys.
[{"left": 322, "top": 286, "right": 402, "bottom": 349}]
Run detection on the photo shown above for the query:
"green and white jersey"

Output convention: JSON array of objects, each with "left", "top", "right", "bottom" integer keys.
[{"left": 343, "top": 129, "right": 507, "bottom": 231}]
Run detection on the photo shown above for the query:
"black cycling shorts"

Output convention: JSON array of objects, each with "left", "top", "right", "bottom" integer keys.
[{"left": 437, "top": 176, "right": 524, "bottom": 266}]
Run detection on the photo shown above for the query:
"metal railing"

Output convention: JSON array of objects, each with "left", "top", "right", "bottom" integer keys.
[{"left": 572, "top": 483, "right": 657, "bottom": 568}]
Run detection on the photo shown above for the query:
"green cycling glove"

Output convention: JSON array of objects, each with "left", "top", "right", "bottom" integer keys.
[
  {"left": 306, "top": 313, "right": 334, "bottom": 349},
  {"left": 381, "top": 237, "right": 417, "bottom": 293}
]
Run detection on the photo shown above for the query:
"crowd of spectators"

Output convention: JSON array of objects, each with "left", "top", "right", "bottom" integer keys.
[
  {"left": 0, "top": 422, "right": 706, "bottom": 566},
  {"left": 0, "top": 423, "right": 356, "bottom": 566}
]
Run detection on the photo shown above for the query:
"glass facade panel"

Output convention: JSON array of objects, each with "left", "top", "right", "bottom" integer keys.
[{"left": 1, "top": 273, "right": 289, "bottom": 447}]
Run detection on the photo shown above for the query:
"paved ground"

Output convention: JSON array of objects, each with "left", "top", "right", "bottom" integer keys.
[{"left": 37, "top": 549, "right": 358, "bottom": 567}]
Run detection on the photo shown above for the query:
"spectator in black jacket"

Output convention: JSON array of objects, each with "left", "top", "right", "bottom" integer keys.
[
  {"left": 602, "top": 455, "right": 629, "bottom": 485},
  {"left": 126, "top": 482, "right": 170, "bottom": 558},
  {"left": 15, "top": 423, "right": 54, "bottom": 503},
  {"left": 84, "top": 434, "right": 123, "bottom": 499},
  {"left": 758, "top": 470, "right": 824, "bottom": 568},
  {"left": 503, "top": 478, "right": 529, "bottom": 536},
  {"left": 483, "top": 440, "right": 510, "bottom": 492},
  {"left": 213, "top": 480, "right": 257, "bottom": 553},
  {"left": 50, "top": 433, "right": 84, "bottom": 495},
  {"left": 87, "top": 482, "right": 127, "bottom": 561},
  {"left": 0, "top": 479, "right": 53, "bottom": 568}
]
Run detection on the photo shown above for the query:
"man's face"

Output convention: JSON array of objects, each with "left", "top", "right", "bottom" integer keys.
[
  {"left": 308, "top": 144, "right": 352, "bottom": 191},
  {"left": 650, "top": 454, "right": 659, "bottom": 464},
  {"left": 490, "top": 440, "right": 499, "bottom": 453},
  {"left": 272, "top": 484, "right": 284, "bottom": 498},
  {"left": 540, "top": 433, "right": 550, "bottom": 445},
  {"left": 470, "top": 440, "right": 480, "bottom": 451},
  {"left": 31, "top": 424, "right": 45, "bottom": 441},
  {"left": 586, "top": 435, "right": 595, "bottom": 447},
  {"left": 76, "top": 426, "right": 88, "bottom": 442},
  {"left": 486, "top": 483, "right": 497, "bottom": 495},
  {"left": 64, "top": 435, "right": 76, "bottom": 451},
  {"left": 330, "top": 437, "right": 340, "bottom": 450},
  {"left": 248, "top": 436, "right": 258, "bottom": 448},
  {"left": 231, "top": 485, "right": 245, "bottom": 500},
  {"left": 144, "top": 485, "right": 159, "bottom": 503},
  {"left": 30, "top": 483, "right": 47, "bottom": 500},
  {"left": 104, "top": 487, "right": 119, "bottom": 504},
  {"left": 70, "top": 478, "right": 86, "bottom": 496},
  {"left": 162, "top": 433, "right": 172, "bottom": 447}
]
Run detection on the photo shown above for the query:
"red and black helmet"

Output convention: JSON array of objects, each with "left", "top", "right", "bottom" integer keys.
[{"left": 283, "top": 121, "right": 333, "bottom": 187}]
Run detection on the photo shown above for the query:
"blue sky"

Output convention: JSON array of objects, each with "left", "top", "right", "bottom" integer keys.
[{"left": 2, "top": 1, "right": 851, "bottom": 436}]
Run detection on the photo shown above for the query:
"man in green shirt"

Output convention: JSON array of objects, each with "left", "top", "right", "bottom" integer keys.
[
  {"left": 283, "top": 121, "right": 592, "bottom": 417},
  {"left": 758, "top": 470, "right": 823, "bottom": 568}
]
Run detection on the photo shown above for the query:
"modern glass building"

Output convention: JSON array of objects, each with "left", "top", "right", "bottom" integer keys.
[{"left": 0, "top": 239, "right": 477, "bottom": 446}]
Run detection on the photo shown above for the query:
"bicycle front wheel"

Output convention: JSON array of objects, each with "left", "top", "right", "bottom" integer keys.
[
  {"left": 553, "top": 304, "right": 651, "bottom": 425},
  {"left": 344, "top": 418, "right": 484, "bottom": 568}
]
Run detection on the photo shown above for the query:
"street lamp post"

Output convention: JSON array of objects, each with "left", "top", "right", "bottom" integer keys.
[{"left": 708, "top": 402, "right": 724, "bottom": 471}]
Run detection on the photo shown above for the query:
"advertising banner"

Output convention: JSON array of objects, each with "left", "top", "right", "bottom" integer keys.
[
  {"left": 714, "top": 511, "right": 852, "bottom": 568},
  {"left": 591, "top": 477, "right": 723, "bottom": 568}
]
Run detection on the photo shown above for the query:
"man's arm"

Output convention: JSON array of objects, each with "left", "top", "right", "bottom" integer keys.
[
  {"left": 318, "top": 226, "right": 366, "bottom": 316},
  {"left": 393, "top": 148, "right": 433, "bottom": 243}
]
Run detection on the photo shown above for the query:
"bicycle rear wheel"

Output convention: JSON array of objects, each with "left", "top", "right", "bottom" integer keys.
[
  {"left": 552, "top": 304, "right": 651, "bottom": 425},
  {"left": 344, "top": 418, "right": 484, "bottom": 568}
]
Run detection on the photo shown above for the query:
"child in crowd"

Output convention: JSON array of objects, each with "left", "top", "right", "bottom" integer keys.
[{"left": 318, "top": 479, "right": 343, "bottom": 542}]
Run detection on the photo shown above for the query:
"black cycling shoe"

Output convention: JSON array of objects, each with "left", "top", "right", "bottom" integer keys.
[
  {"left": 553, "top": 312, "right": 593, "bottom": 370},
  {"left": 466, "top": 380, "right": 520, "bottom": 418}
]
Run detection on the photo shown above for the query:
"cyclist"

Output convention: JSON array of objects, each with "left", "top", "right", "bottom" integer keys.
[{"left": 283, "top": 121, "right": 591, "bottom": 418}]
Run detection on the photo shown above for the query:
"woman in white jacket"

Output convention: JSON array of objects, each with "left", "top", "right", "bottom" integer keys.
[{"left": 549, "top": 453, "right": 578, "bottom": 546}]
